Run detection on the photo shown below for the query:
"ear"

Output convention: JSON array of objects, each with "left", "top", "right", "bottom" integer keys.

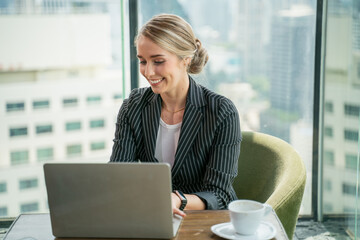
[{"left": 184, "top": 57, "right": 192, "bottom": 66}]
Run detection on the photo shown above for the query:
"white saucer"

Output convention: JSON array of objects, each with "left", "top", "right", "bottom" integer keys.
[{"left": 211, "top": 221, "right": 277, "bottom": 240}]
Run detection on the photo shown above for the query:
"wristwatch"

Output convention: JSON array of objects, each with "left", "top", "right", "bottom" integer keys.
[{"left": 174, "top": 190, "right": 187, "bottom": 211}]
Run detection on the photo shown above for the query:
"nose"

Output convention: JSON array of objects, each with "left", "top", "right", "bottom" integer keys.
[{"left": 144, "top": 63, "right": 155, "bottom": 78}]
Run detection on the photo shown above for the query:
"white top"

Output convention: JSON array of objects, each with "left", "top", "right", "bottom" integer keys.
[{"left": 155, "top": 118, "right": 182, "bottom": 168}]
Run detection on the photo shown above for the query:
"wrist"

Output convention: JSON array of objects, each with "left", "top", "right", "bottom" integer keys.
[
  {"left": 172, "top": 192, "right": 181, "bottom": 208},
  {"left": 173, "top": 190, "right": 187, "bottom": 211}
]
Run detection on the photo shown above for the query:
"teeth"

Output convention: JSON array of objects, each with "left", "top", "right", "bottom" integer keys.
[{"left": 150, "top": 78, "right": 163, "bottom": 84}]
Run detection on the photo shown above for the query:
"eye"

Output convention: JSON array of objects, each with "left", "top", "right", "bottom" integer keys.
[
  {"left": 154, "top": 60, "right": 165, "bottom": 65},
  {"left": 139, "top": 60, "right": 146, "bottom": 65}
]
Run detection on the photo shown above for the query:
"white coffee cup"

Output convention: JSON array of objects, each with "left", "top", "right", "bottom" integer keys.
[{"left": 228, "top": 199, "right": 272, "bottom": 235}]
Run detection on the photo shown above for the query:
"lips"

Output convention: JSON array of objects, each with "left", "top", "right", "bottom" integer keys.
[{"left": 149, "top": 78, "right": 164, "bottom": 85}]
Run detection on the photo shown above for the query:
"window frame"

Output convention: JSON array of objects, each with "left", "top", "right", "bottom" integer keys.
[
  {"left": 3, "top": 0, "right": 357, "bottom": 224},
  {"left": 33, "top": 100, "right": 50, "bottom": 110},
  {"left": 6, "top": 102, "right": 25, "bottom": 112}
]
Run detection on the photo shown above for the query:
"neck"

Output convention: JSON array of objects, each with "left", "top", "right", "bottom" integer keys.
[{"left": 160, "top": 75, "right": 189, "bottom": 112}]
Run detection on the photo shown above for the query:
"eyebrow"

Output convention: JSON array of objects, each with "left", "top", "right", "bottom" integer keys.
[{"left": 137, "top": 54, "right": 165, "bottom": 58}]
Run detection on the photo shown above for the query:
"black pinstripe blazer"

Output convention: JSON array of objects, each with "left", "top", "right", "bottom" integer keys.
[{"left": 110, "top": 76, "right": 242, "bottom": 209}]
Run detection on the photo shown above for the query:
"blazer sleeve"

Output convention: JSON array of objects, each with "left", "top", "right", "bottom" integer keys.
[
  {"left": 109, "top": 91, "right": 138, "bottom": 162},
  {"left": 194, "top": 100, "right": 241, "bottom": 209}
]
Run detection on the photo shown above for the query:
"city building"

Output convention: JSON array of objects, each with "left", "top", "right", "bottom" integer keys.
[{"left": 0, "top": 3, "right": 123, "bottom": 217}]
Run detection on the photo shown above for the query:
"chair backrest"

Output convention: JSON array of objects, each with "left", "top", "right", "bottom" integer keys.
[{"left": 233, "top": 131, "right": 306, "bottom": 240}]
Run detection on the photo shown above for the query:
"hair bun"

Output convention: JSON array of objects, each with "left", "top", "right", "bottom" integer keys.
[{"left": 189, "top": 39, "right": 209, "bottom": 74}]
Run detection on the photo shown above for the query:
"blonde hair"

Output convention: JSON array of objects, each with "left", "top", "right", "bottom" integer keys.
[{"left": 136, "top": 14, "right": 209, "bottom": 74}]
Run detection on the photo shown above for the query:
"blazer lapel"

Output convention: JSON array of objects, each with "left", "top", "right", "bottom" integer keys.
[
  {"left": 142, "top": 93, "right": 161, "bottom": 162},
  {"left": 172, "top": 77, "right": 206, "bottom": 177}
]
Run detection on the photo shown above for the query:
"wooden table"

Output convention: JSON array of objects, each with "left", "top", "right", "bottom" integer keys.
[
  {"left": 2, "top": 210, "right": 289, "bottom": 240},
  {"left": 175, "top": 210, "right": 288, "bottom": 240}
]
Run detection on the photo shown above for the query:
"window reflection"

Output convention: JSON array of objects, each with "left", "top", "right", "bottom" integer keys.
[
  {"left": 33, "top": 100, "right": 50, "bottom": 109},
  {"left": 6, "top": 102, "right": 25, "bottom": 112},
  {"left": 323, "top": 0, "right": 360, "bottom": 236},
  {"left": 0, "top": 0, "right": 126, "bottom": 217},
  {"left": 139, "top": 0, "right": 316, "bottom": 215},
  {"left": 0, "top": 0, "right": 357, "bottom": 228}
]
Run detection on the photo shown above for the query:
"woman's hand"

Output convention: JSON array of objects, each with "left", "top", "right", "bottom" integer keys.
[{"left": 171, "top": 192, "right": 186, "bottom": 217}]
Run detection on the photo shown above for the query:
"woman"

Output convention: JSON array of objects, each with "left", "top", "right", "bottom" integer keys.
[{"left": 110, "top": 14, "right": 241, "bottom": 217}]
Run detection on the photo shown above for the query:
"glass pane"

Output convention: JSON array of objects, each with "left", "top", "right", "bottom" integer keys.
[
  {"left": 322, "top": 0, "right": 360, "bottom": 237},
  {"left": 20, "top": 202, "right": 39, "bottom": 213},
  {"left": 36, "top": 124, "right": 53, "bottom": 134},
  {"left": 66, "top": 144, "right": 82, "bottom": 158},
  {"left": 0, "top": 0, "right": 129, "bottom": 218},
  {"left": 0, "top": 182, "right": 7, "bottom": 193},
  {"left": 63, "top": 98, "right": 78, "bottom": 107},
  {"left": 66, "top": 121, "right": 82, "bottom": 131},
  {"left": 113, "top": 93, "right": 123, "bottom": 100},
  {"left": 87, "top": 95, "right": 102, "bottom": 105},
  {"left": 6, "top": 102, "right": 25, "bottom": 112},
  {"left": 9, "top": 127, "right": 28, "bottom": 137},
  {"left": 37, "top": 147, "right": 54, "bottom": 162},
  {"left": 138, "top": 0, "right": 316, "bottom": 215},
  {"left": 90, "top": 119, "right": 105, "bottom": 128},
  {"left": 33, "top": 100, "right": 50, "bottom": 109},
  {"left": 10, "top": 150, "right": 29, "bottom": 165},
  {"left": 19, "top": 179, "right": 38, "bottom": 190},
  {"left": 90, "top": 141, "right": 106, "bottom": 151},
  {"left": 0, "top": 207, "right": 8, "bottom": 217}
]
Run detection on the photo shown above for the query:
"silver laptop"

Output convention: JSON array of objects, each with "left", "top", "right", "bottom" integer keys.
[{"left": 43, "top": 162, "right": 182, "bottom": 239}]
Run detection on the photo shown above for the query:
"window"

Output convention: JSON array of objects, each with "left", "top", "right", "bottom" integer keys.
[
  {"left": 324, "top": 179, "right": 332, "bottom": 191},
  {"left": 322, "top": 1, "right": 360, "bottom": 233},
  {"left": 37, "top": 147, "right": 54, "bottom": 161},
  {"left": 345, "top": 154, "right": 358, "bottom": 170},
  {"left": 10, "top": 150, "right": 29, "bottom": 165},
  {"left": 63, "top": 98, "right": 78, "bottom": 107},
  {"left": 342, "top": 183, "right": 357, "bottom": 196},
  {"left": 0, "top": 0, "right": 125, "bottom": 218},
  {"left": 113, "top": 93, "right": 122, "bottom": 100},
  {"left": 19, "top": 178, "right": 38, "bottom": 190},
  {"left": 0, "top": 182, "right": 7, "bottom": 193},
  {"left": 90, "top": 119, "right": 105, "bottom": 129},
  {"left": 91, "top": 141, "right": 106, "bottom": 151},
  {"left": 344, "top": 104, "right": 360, "bottom": 117},
  {"left": 33, "top": 100, "right": 50, "bottom": 109},
  {"left": 344, "top": 129, "right": 359, "bottom": 142},
  {"left": 66, "top": 121, "right": 81, "bottom": 131},
  {"left": 323, "top": 203, "right": 333, "bottom": 212},
  {"left": 6, "top": 102, "right": 25, "bottom": 112},
  {"left": 138, "top": 0, "right": 316, "bottom": 216},
  {"left": 20, "top": 202, "right": 39, "bottom": 213},
  {"left": 36, "top": 124, "right": 53, "bottom": 134},
  {"left": 325, "top": 102, "right": 334, "bottom": 113},
  {"left": 324, "top": 150, "right": 335, "bottom": 166},
  {"left": 324, "top": 126, "right": 333, "bottom": 137},
  {"left": 9, "top": 127, "right": 28, "bottom": 137},
  {"left": 87, "top": 95, "right": 102, "bottom": 105},
  {"left": 344, "top": 207, "right": 355, "bottom": 213},
  {"left": 66, "top": 144, "right": 82, "bottom": 157},
  {"left": 0, "top": 207, "right": 8, "bottom": 217}
]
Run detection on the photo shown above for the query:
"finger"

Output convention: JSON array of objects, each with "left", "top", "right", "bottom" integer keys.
[{"left": 173, "top": 208, "right": 186, "bottom": 217}]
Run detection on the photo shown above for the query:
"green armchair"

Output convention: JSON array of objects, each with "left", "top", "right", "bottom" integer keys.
[{"left": 233, "top": 131, "right": 306, "bottom": 240}]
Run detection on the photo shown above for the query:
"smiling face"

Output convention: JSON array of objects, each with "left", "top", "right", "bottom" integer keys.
[{"left": 136, "top": 35, "right": 190, "bottom": 97}]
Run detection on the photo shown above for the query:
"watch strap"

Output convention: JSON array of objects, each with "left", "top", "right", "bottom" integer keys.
[{"left": 174, "top": 190, "right": 187, "bottom": 211}]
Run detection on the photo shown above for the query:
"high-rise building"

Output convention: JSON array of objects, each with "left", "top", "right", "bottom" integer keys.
[
  {"left": 234, "top": 0, "right": 271, "bottom": 79},
  {"left": 322, "top": 1, "right": 360, "bottom": 214},
  {"left": 0, "top": 1, "right": 123, "bottom": 217},
  {"left": 260, "top": 4, "right": 315, "bottom": 142}
]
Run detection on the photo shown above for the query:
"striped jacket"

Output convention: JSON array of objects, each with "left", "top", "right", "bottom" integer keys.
[{"left": 110, "top": 76, "right": 242, "bottom": 209}]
